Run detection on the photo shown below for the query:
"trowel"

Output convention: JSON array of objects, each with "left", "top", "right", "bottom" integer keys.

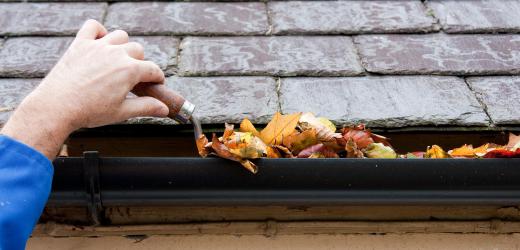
[{"left": 132, "top": 83, "right": 202, "bottom": 141}]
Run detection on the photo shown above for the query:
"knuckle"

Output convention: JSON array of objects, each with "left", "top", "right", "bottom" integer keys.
[{"left": 114, "top": 29, "right": 129, "bottom": 39}]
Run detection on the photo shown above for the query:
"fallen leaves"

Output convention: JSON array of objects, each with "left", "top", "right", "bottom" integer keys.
[
  {"left": 259, "top": 112, "right": 301, "bottom": 145},
  {"left": 196, "top": 112, "right": 520, "bottom": 173}
]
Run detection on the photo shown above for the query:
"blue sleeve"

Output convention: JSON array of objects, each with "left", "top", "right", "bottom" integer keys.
[{"left": 0, "top": 135, "right": 53, "bottom": 250}]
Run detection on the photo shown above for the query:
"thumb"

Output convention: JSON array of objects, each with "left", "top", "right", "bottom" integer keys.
[
  {"left": 76, "top": 19, "right": 108, "bottom": 40},
  {"left": 120, "top": 97, "right": 169, "bottom": 119}
]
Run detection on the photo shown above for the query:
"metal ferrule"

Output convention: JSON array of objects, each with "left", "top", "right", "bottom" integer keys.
[{"left": 173, "top": 100, "right": 196, "bottom": 124}]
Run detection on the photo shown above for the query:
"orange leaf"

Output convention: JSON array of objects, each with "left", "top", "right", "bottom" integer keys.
[
  {"left": 259, "top": 112, "right": 301, "bottom": 145},
  {"left": 223, "top": 123, "right": 234, "bottom": 140},
  {"left": 266, "top": 146, "right": 281, "bottom": 158},
  {"left": 449, "top": 144, "right": 476, "bottom": 158},
  {"left": 239, "top": 118, "right": 259, "bottom": 136},
  {"left": 196, "top": 134, "right": 209, "bottom": 157}
]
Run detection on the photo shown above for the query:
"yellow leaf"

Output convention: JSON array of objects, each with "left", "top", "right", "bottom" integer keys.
[
  {"left": 239, "top": 118, "right": 259, "bottom": 136},
  {"left": 425, "top": 145, "right": 450, "bottom": 158},
  {"left": 318, "top": 117, "right": 336, "bottom": 133},
  {"left": 259, "top": 112, "right": 301, "bottom": 145},
  {"left": 449, "top": 144, "right": 475, "bottom": 158}
]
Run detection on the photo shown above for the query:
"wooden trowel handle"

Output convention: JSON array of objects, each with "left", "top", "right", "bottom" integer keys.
[{"left": 132, "top": 83, "right": 195, "bottom": 124}]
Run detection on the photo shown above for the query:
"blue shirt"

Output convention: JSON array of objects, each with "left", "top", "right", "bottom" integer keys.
[{"left": 0, "top": 135, "right": 53, "bottom": 250}]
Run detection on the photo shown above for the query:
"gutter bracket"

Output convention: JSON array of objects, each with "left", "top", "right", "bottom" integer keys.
[{"left": 83, "top": 151, "right": 105, "bottom": 225}]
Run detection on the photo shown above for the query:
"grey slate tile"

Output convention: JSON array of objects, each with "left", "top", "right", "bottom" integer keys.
[
  {"left": 467, "top": 76, "right": 520, "bottom": 125},
  {"left": 105, "top": 2, "right": 268, "bottom": 35},
  {"left": 269, "top": 0, "right": 437, "bottom": 35},
  {"left": 280, "top": 76, "right": 489, "bottom": 127},
  {"left": 179, "top": 36, "right": 364, "bottom": 76},
  {"left": 355, "top": 34, "right": 520, "bottom": 75},
  {"left": 0, "top": 79, "right": 41, "bottom": 126},
  {"left": 0, "top": 3, "right": 107, "bottom": 36},
  {"left": 429, "top": 0, "right": 520, "bottom": 33},
  {"left": 130, "top": 36, "right": 180, "bottom": 76},
  {"left": 0, "top": 37, "right": 72, "bottom": 78},
  {"left": 0, "top": 36, "right": 179, "bottom": 78},
  {"left": 129, "top": 77, "right": 278, "bottom": 125}
]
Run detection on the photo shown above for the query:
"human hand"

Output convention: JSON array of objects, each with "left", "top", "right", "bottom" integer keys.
[{"left": 1, "top": 20, "right": 169, "bottom": 159}]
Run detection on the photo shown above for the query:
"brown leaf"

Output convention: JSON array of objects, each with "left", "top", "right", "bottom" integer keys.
[
  {"left": 196, "top": 134, "right": 210, "bottom": 157},
  {"left": 240, "top": 160, "right": 258, "bottom": 174},
  {"left": 272, "top": 145, "right": 295, "bottom": 158},
  {"left": 239, "top": 118, "right": 260, "bottom": 137},
  {"left": 299, "top": 112, "right": 339, "bottom": 142},
  {"left": 259, "top": 112, "right": 301, "bottom": 145},
  {"left": 345, "top": 138, "right": 364, "bottom": 158},
  {"left": 211, "top": 134, "right": 241, "bottom": 162},
  {"left": 297, "top": 143, "right": 339, "bottom": 158},
  {"left": 266, "top": 146, "right": 281, "bottom": 158},
  {"left": 283, "top": 129, "right": 318, "bottom": 154}
]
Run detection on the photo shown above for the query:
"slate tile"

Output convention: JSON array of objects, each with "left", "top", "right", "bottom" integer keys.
[
  {"left": 130, "top": 36, "right": 180, "bottom": 76},
  {"left": 467, "top": 76, "right": 520, "bottom": 125},
  {"left": 128, "top": 77, "right": 278, "bottom": 125},
  {"left": 105, "top": 2, "right": 268, "bottom": 35},
  {"left": 429, "top": 0, "right": 520, "bottom": 33},
  {"left": 280, "top": 76, "right": 488, "bottom": 127},
  {"left": 179, "top": 36, "right": 363, "bottom": 76},
  {"left": 0, "top": 79, "right": 41, "bottom": 126},
  {"left": 0, "top": 37, "right": 72, "bottom": 78},
  {"left": 355, "top": 34, "right": 520, "bottom": 75},
  {"left": 0, "top": 3, "right": 107, "bottom": 36},
  {"left": 269, "top": 0, "right": 437, "bottom": 34},
  {"left": 0, "top": 36, "right": 178, "bottom": 78}
]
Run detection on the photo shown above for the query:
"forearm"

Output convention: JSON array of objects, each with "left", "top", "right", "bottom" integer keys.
[{"left": 1, "top": 86, "right": 74, "bottom": 159}]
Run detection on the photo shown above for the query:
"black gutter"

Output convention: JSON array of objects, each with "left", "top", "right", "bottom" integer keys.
[{"left": 50, "top": 152, "right": 520, "bottom": 208}]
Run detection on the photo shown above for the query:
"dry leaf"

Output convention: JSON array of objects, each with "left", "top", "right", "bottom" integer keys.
[
  {"left": 345, "top": 138, "right": 364, "bottom": 158},
  {"left": 425, "top": 145, "right": 450, "bottom": 158},
  {"left": 449, "top": 144, "right": 476, "bottom": 158},
  {"left": 239, "top": 118, "right": 259, "bottom": 136},
  {"left": 404, "top": 152, "right": 425, "bottom": 158},
  {"left": 283, "top": 129, "right": 318, "bottom": 154},
  {"left": 272, "top": 145, "right": 295, "bottom": 158},
  {"left": 299, "top": 112, "right": 340, "bottom": 143},
  {"left": 259, "top": 112, "right": 301, "bottom": 145},
  {"left": 297, "top": 143, "right": 339, "bottom": 158},
  {"left": 484, "top": 148, "right": 520, "bottom": 158},
  {"left": 506, "top": 133, "right": 520, "bottom": 150},
  {"left": 196, "top": 134, "right": 209, "bottom": 157},
  {"left": 223, "top": 123, "right": 235, "bottom": 140},
  {"left": 240, "top": 160, "right": 258, "bottom": 174},
  {"left": 341, "top": 126, "right": 374, "bottom": 149},
  {"left": 211, "top": 134, "right": 241, "bottom": 162},
  {"left": 225, "top": 132, "right": 267, "bottom": 159},
  {"left": 365, "top": 143, "right": 397, "bottom": 158},
  {"left": 266, "top": 146, "right": 281, "bottom": 158}
]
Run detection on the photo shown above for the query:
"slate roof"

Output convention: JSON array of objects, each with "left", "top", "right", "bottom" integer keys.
[{"left": 0, "top": 0, "right": 519, "bottom": 129}]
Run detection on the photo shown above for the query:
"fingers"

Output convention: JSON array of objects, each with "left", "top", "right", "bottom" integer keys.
[
  {"left": 121, "top": 42, "right": 145, "bottom": 60},
  {"left": 100, "top": 30, "right": 129, "bottom": 45},
  {"left": 120, "top": 96, "right": 169, "bottom": 119},
  {"left": 134, "top": 60, "right": 165, "bottom": 84},
  {"left": 76, "top": 19, "right": 107, "bottom": 40}
]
